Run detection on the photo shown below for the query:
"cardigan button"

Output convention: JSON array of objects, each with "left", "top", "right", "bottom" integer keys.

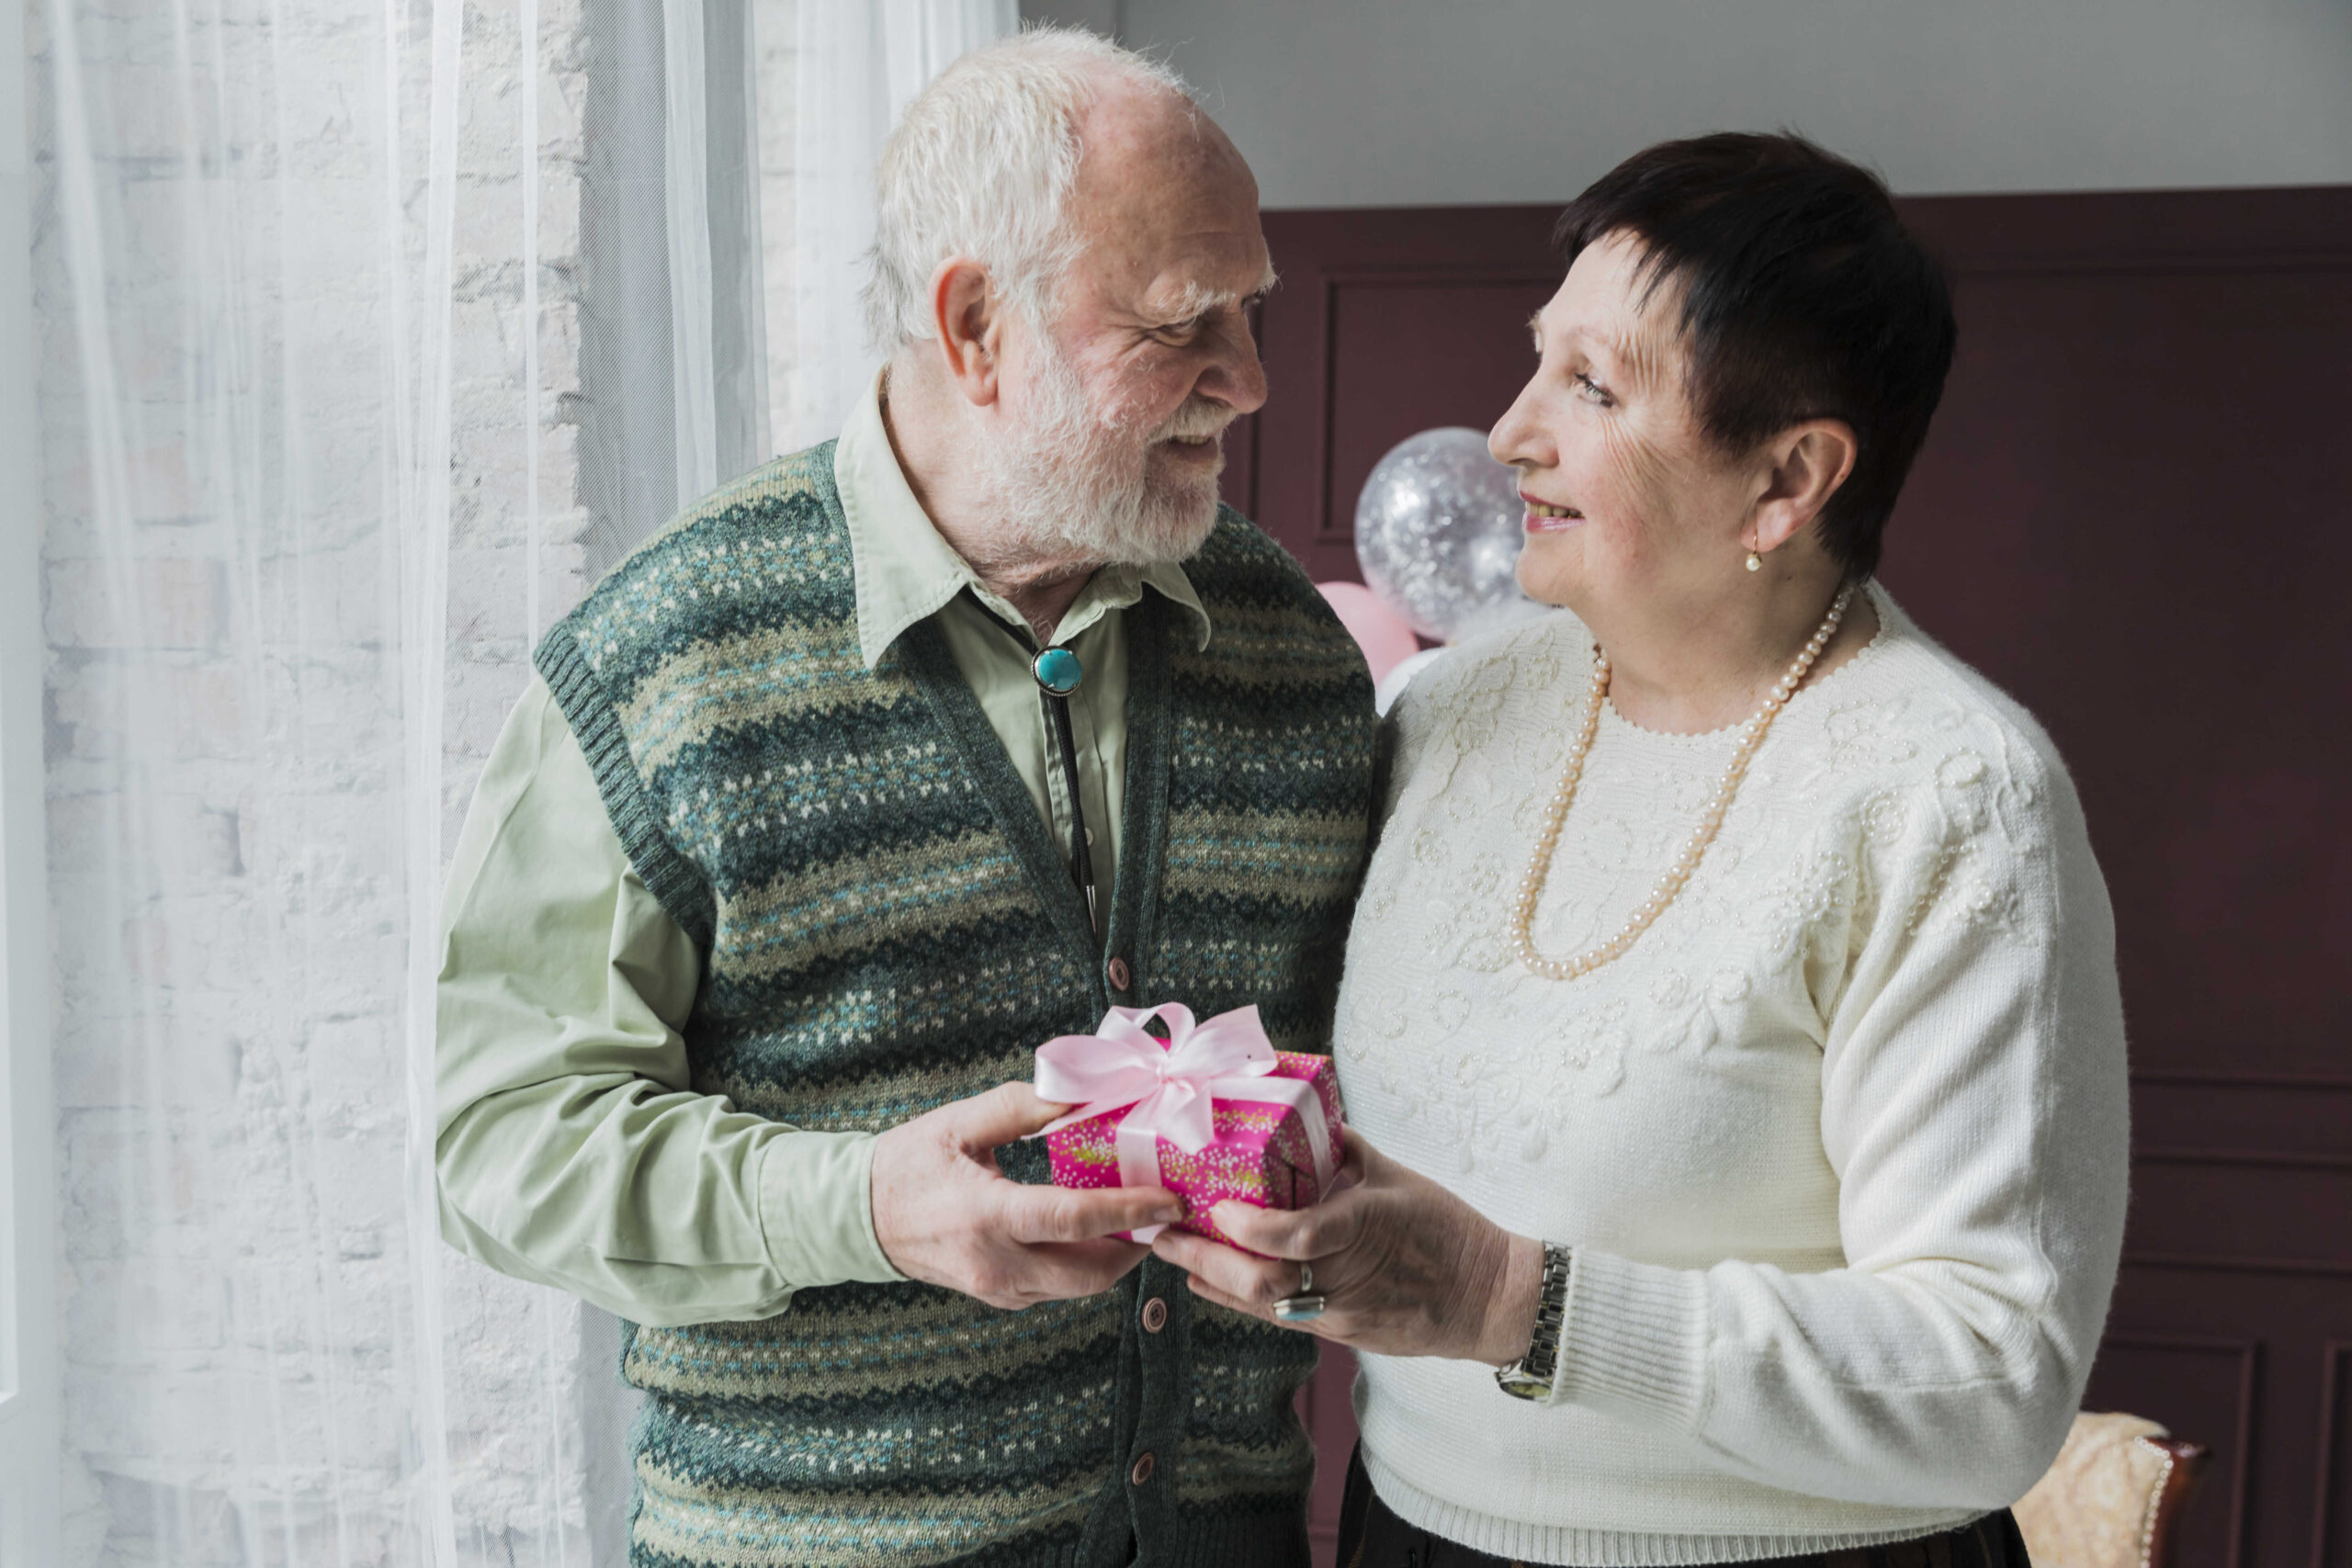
[
  {"left": 1141, "top": 1296, "right": 1168, "bottom": 1333},
  {"left": 1129, "top": 1451, "right": 1155, "bottom": 1485},
  {"left": 1107, "top": 956, "right": 1131, "bottom": 993}
]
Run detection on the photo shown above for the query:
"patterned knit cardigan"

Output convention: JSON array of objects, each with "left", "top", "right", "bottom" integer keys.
[{"left": 534, "top": 444, "right": 1380, "bottom": 1568}]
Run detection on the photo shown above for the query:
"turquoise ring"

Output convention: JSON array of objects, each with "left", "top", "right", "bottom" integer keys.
[
  {"left": 1032, "top": 646, "right": 1083, "bottom": 696},
  {"left": 1272, "top": 1261, "right": 1324, "bottom": 1323}
]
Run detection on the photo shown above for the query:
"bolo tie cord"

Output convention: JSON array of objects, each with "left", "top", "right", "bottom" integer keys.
[{"left": 982, "top": 609, "right": 1100, "bottom": 935}]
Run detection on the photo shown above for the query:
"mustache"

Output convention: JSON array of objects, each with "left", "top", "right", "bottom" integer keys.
[{"left": 1146, "top": 396, "right": 1236, "bottom": 444}]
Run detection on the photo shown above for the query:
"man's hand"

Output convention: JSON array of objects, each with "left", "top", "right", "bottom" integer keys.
[
  {"left": 1148, "top": 1131, "right": 1543, "bottom": 1364},
  {"left": 871, "top": 1081, "right": 1182, "bottom": 1309}
]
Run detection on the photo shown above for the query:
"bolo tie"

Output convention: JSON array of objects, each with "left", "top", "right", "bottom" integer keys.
[{"left": 985, "top": 611, "right": 1100, "bottom": 935}]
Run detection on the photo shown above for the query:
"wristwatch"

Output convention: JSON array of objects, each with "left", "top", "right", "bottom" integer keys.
[{"left": 1493, "top": 1242, "right": 1574, "bottom": 1401}]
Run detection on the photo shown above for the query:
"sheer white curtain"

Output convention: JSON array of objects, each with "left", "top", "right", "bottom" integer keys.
[
  {"left": 0, "top": 0, "right": 59, "bottom": 1551},
  {"left": 782, "top": 0, "right": 1019, "bottom": 451},
  {"left": 32, "top": 0, "right": 592, "bottom": 1556},
  {"left": 28, "top": 0, "right": 1022, "bottom": 1561}
]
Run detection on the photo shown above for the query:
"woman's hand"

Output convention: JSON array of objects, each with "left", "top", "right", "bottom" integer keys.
[{"left": 1149, "top": 1131, "right": 1545, "bottom": 1363}]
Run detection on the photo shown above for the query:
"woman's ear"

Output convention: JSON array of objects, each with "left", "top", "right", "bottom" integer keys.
[
  {"left": 928, "top": 257, "right": 1003, "bottom": 407},
  {"left": 1746, "top": 419, "right": 1858, "bottom": 555}
]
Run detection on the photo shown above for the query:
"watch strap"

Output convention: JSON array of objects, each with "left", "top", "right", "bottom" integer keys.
[{"left": 1494, "top": 1242, "right": 1573, "bottom": 1402}]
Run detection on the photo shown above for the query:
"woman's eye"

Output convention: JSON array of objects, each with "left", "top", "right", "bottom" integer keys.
[{"left": 1572, "top": 372, "right": 1614, "bottom": 408}]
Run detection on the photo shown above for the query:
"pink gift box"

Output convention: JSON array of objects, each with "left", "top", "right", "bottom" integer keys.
[{"left": 1033, "top": 1004, "right": 1344, "bottom": 1255}]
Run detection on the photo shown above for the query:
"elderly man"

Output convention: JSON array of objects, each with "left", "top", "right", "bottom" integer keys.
[{"left": 435, "top": 28, "right": 1375, "bottom": 1568}]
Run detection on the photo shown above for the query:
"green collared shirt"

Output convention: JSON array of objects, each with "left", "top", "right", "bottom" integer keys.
[{"left": 434, "top": 374, "right": 1212, "bottom": 1325}]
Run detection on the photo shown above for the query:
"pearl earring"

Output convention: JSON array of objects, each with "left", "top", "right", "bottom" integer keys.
[{"left": 1745, "top": 550, "right": 1763, "bottom": 572}]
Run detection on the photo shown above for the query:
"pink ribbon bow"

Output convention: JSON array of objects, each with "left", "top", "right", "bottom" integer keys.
[{"left": 1032, "top": 1003, "right": 1337, "bottom": 1242}]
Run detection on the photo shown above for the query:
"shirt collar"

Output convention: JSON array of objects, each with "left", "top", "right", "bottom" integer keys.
[{"left": 834, "top": 369, "right": 1213, "bottom": 671}]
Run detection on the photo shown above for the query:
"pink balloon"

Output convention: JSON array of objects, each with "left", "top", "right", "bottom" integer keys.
[{"left": 1317, "top": 581, "right": 1421, "bottom": 684}]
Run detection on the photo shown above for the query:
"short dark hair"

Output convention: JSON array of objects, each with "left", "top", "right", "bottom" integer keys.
[{"left": 1554, "top": 132, "right": 1955, "bottom": 580}]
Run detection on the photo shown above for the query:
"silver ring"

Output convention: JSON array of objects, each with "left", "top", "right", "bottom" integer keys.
[{"left": 1272, "top": 1261, "right": 1323, "bottom": 1323}]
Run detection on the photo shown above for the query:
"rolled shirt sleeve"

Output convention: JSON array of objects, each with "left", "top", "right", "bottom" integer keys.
[{"left": 435, "top": 676, "right": 905, "bottom": 1326}]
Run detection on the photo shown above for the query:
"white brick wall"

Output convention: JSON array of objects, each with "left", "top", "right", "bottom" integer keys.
[{"left": 30, "top": 0, "right": 641, "bottom": 1557}]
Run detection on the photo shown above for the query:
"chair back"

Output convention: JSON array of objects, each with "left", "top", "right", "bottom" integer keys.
[{"left": 2012, "top": 1411, "right": 2211, "bottom": 1568}]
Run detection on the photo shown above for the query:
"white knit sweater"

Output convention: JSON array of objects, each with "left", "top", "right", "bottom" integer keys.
[{"left": 1331, "top": 584, "right": 2130, "bottom": 1566}]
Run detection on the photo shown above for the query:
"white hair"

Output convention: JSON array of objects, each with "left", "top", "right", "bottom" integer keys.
[{"left": 864, "top": 27, "right": 1194, "bottom": 349}]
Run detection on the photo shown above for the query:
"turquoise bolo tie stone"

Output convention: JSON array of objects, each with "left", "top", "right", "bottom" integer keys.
[{"left": 1032, "top": 646, "right": 1084, "bottom": 696}]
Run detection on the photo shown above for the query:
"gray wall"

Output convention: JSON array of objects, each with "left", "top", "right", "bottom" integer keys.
[{"left": 1023, "top": 0, "right": 2352, "bottom": 205}]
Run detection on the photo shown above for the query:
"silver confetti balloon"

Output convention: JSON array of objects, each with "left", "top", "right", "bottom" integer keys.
[{"left": 1354, "top": 426, "right": 1546, "bottom": 642}]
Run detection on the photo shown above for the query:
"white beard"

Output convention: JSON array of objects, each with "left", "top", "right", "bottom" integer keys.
[{"left": 970, "top": 330, "right": 1232, "bottom": 569}]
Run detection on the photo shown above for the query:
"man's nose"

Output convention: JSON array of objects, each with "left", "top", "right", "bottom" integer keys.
[{"left": 1200, "top": 315, "right": 1270, "bottom": 417}]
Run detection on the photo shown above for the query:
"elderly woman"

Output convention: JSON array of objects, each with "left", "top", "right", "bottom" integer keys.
[{"left": 1152, "top": 133, "right": 2130, "bottom": 1567}]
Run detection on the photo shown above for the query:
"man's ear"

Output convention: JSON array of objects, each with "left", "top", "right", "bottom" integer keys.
[
  {"left": 929, "top": 257, "right": 1002, "bottom": 408},
  {"left": 1746, "top": 419, "right": 1858, "bottom": 557}
]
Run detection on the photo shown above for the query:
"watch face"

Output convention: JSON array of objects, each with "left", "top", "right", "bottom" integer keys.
[{"left": 1494, "top": 1367, "right": 1549, "bottom": 1401}]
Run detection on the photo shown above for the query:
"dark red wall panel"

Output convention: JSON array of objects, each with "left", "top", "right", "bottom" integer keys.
[
  {"left": 1238, "top": 187, "right": 2352, "bottom": 1568},
  {"left": 1238, "top": 206, "right": 1561, "bottom": 586},
  {"left": 2320, "top": 1343, "right": 2352, "bottom": 1568}
]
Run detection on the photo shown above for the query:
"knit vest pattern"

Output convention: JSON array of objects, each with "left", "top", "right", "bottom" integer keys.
[{"left": 535, "top": 445, "right": 1379, "bottom": 1568}]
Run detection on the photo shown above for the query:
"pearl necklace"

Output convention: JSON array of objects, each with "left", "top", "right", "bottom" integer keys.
[{"left": 1510, "top": 585, "right": 1856, "bottom": 982}]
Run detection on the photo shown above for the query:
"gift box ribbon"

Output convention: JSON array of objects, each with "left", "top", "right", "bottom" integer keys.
[{"left": 1032, "top": 1003, "right": 1338, "bottom": 1243}]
